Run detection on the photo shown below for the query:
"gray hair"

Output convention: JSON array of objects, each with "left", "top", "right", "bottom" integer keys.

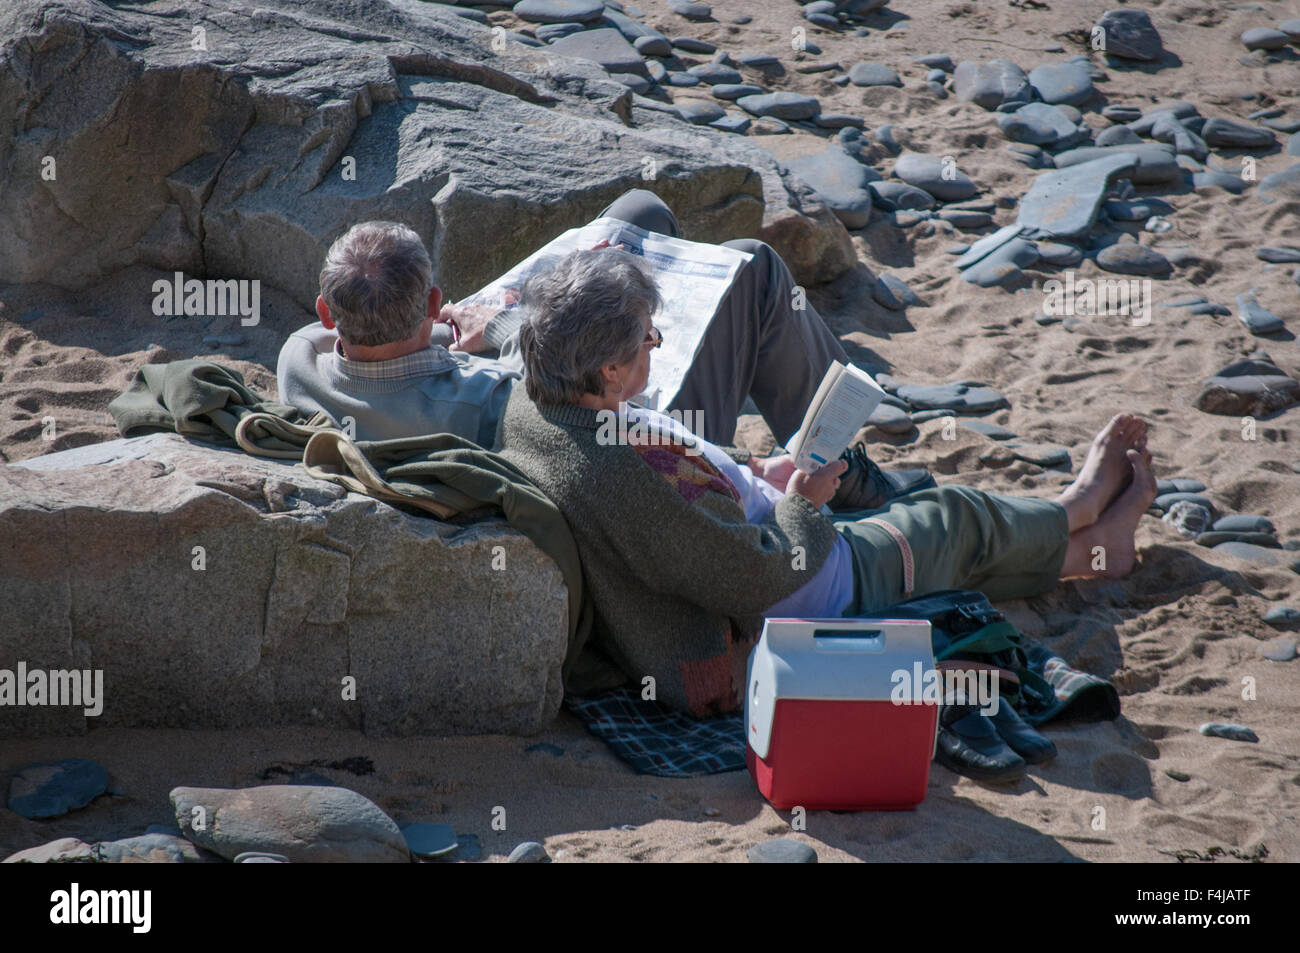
[
  {"left": 517, "top": 249, "right": 662, "bottom": 405},
  {"left": 319, "top": 221, "right": 434, "bottom": 347}
]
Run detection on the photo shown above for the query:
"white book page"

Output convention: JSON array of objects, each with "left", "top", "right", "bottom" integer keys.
[{"left": 790, "top": 363, "right": 887, "bottom": 473}]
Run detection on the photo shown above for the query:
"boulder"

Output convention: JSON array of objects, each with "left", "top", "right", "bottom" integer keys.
[
  {"left": 0, "top": 433, "right": 569, "bottom": 736},
  {"left": 169, "top": 785, "right": 409, "bottom": 863},
  {"left": 953, "top": 59, "right": 1032, "bottom": 110},
  {"left": 1194, "top": 358, "right": 1300, "bottom": 417},
  {"left": 1094, "top": 9, "right": 1164, "bottom": 61},
  {"left": 782, "top": 146, "right": 879, "bottom": 230},
  {"left": 0, "top": 0, "right": 855, "bottom": 305}
]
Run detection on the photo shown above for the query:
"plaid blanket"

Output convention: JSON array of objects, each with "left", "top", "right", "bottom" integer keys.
[{"left": 564, "top": 638, "right": 1118, "bottom": 778}]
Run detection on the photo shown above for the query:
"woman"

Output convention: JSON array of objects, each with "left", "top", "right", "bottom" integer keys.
[{"left": 499, "top": 249, "right": 1157, "bottom": 717}]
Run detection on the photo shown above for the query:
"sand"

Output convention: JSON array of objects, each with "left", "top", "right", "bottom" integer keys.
[{"left": 2, "top": 0, "right": 1298, "bottom": 862}]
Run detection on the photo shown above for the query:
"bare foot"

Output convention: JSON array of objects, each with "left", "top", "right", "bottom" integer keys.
[
  {"left": 1060, "top": 449, "right": 1158, "bottom": 579},
  {"left": 1057, "top": 414, "right": 1148, "bottom": 531}
]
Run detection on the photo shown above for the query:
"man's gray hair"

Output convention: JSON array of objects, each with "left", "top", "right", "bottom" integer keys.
[
  {"left": 319, "top": 221, "right": 434, "bottom": 347},
  {"left": 517, "top": 249, "right": 662, "bottom": 405}
]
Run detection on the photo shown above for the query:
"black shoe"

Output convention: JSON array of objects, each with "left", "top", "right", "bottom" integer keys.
[
  {"left": 934, "top": 703, "right": 1026, "bottom": 784},
  {"left": 830, "top": 442, "right": 936, "bottom": 512},
  {"left": 989, "top": 701, "right": 1057, "bottom": 765}
]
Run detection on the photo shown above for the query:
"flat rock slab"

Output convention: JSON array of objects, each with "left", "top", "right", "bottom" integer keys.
[
  {"left": 875, "top": 273, "right": 921, "bottom": 308},
  {"left": 747, "top": 839, "right": 818, "bottom": 863},
  {"left": 894, "top": 152, "right": 977, "bottom": 201},
  {"left": 548, "top": 28, "right": 650, "bottom": 78},
  {"left": 868, "top": 180, "right": 936, "bottom": 211},
  {"left": 1237, "top": 293, "right": 1286, "bottom": 335},
  {"left": 961, "top": 420, "right": 1017, "bottom": 441},
  {"left": 961, "top": 237, "right": 1039, "bottom": 287},
  {"left": 1198, "top": 722, "right": 1258, "bottom": 743},
  {"left": 3, "top": 838, "right": 98, "bottom": 864},
  {"left": 1201, "top": 118, "right": 1275, "bottom": 150},
  {"left": 783, "top": 146, "right": 878, "bottom": 229},
  {"left": 1213, "top": 541, "right": 1299, "bottom": 571},
  {"left": 998, "top": 103, "right": 1080, "bottom": 148},
  {"left": 513, "top": 0, "right": 606, "bottom": 23},
  {"left": 866, "top": 403, "right": 915, "bottom": 435},
  {"left": 1028, "top": 62, "right": 1093, "bottom": 106},
  {"left": 1194, "top": 358, "right": 1300, "bottom": 417},
  {"left": 1017, "top": 153, "right": 1137, "bottom": 240},
  {"left": 171, "top": 785, "right": 409, "bottom": 863},
  {"left": 1004, "top": 442, "right": 1071, "bottom": 468},
  {"left": 8, "top": 759, "right": 109, "bottom": 819},
  {"left": 2, "top": 433, "right": 568, "bottom": 737},
  {"left": 1257, "top": 246, "right": 1300, "bottom": 263},
  {"left": 895, "top": 383, "right": 1009, "bottom": 414},
  {"left": 737, "top": 92, "right": 821, "bottom": 120},
  {"left": 1095, "top": 9, "right": 1164, "bottom": 61},
  {"left": 1054, "top": 144, "right": 1178, "bottom": 184}
]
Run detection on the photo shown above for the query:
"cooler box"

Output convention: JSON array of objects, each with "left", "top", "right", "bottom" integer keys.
[{"left": 745, "top": 618, "right": 939, "bottom": 811}]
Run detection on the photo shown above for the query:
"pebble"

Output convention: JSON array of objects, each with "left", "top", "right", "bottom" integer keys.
[
  {"left": 736, "top": 92, "right": 820, "bottom": 120},
  {"left": 960, "top": 419, "right": 1016, "bottom": 440},
  {"left": 669, "top": 1, "right": 711, "bottom": 20},
  {"left": 784, "top": 145, "right": 878, "bottom": 230},
  {"left": 1258, "top": 638, "right": 1297, "bottom": 662},
  {"left": 1101, "top": 104, "right": 1143, "bottom": 124},
  {"left": 997, "top": 102, "right": 1081, "bottom": 148},
  {"left": 646, "top": 59, "right": 666, "bottom": 82},
  {"left": 7, "top": 758, "right": 109, "bottom": 819},
  {"left": 874, "top": 273, "right": 920, "bottom": 309},
  {"left": 1017, "top": 153, "right": 1137, "bottom": 240},
  {"left": 893, "top": 152, "right": 976, "bottom": 202},
  {"left": 812, "top": 113, "right": 865, "bottom": 129},
  {"left": 1095, "top": 244, "right": 1171, "bottom": 276},
  {"left": 401, "top": 822, "right": 460, "bottom": 858},
  {"left": 1094, "top": 9, "right": 1164, "bottom": 61},
  {"left": 710, "top": 82, "right": 763, "bottom": 100},
  {"left": 866, "top": 181, "right": 935, "bottom": 212},
  {"left": 1165, "top": 770, "right": 1191, "bottom": 782},
  {"left": 688, "top": 63, "right": 742, "bottom": 85},
  {"left": 1213, "top": 514, "right": 1275, "bottom": 535},
  {"left": 866, "top": 402, "right": 914, "bottom": 435},
  {"left": 675, "top": 100, "right": 725, "bottom": 124},
  {"left": 1258, "top": 163, "right": 1300, "bottom": 204},
  {"left": 926, "top": 68, "right": 947, "bottom": 83},
  {"left": 513, "top": 0, "right": 606, "bottom": 24},
  {"left": 169, "top": 785, "right": 410, "bottom": 863},
  {"left": 536, "top": 23, "right": 586, "bottom": 43},
  {"left": 938, "top": 209, "right": 992, "bottom": 229},
  {"left": 1201, "top": 118, "right": 1275, "bottom": 150},
  {"left": 1162, "top": 500, "right": 1212, "bottom": 538},
  {"left": 1198, "top": 722, "right": 1258, "bottom": 743},
  {"left": 848, "top": 62, "right": 902, "bottom": 87},
  {"left": 508, "top": 841, "right": 552, "bottom": 863},
  {"left": 671, "top": 37, "right": 715, "bottom": 54},
  {"left": 913, "top": 53, "right": 955, "bottom": 72},
  {"left": 1283, "top": 19, "right": 1300, "bottom": 42},
  {"left": 1194, "top": 357, "right": 1300, "bottom": 416},
  {"left": 1212, "top": 541, "right": 1296, "bottom": 569},
  {"left": 961, "top": 237, "right": 1038, "bottom": 287},
  {"left": 1035, "top": 241, "right": 1084, "bottom": 267},
  {"left": 1054, "top": 143, "right": 1179, "bottom": 185},
  {"left": 794, "top": 60, "right": 841, "bottom": 75},
  {"left": 1196, "top": 530, "right": 1279, "bottom": 549},
  {"left": 1153, "top": 492, "right": 1215, "bottom": 516},
  {"left": 633, "top": 35, "right": 672, "bottom": 56},
  {"left": 1257, "top": 246, "right": 1300, "bottom": 263},
  {"left": 709, "top": 114, "right": 751, "bottom": 134},
  {"left": 805, "top": 11, "right": 838, "bottom": 27},
  {"left": 911, "top": 409, "right": 956, "bottom": 423},
  {"left": 747, "top": 839, "right": 818, "bottom": 863},
  {"left": 1236, "top": 292, "right": 1285, "bottom": 335},
  {"left": 1263, "top": 606, "right": 1300, "bottom": 629},
  {"left": 666, "top": 71, "right": 701, "bottom": 87},
  {"left": 895, "top": 382, "right": 1009, "bottom": 414},
  {"left": 751, "top": 117, "right": 791, "bottom": 135},
  {"left": 1171, "top": 477, "right": 1206, "bottom": 493},
  {"left": 1266, "top": 118, "right": 1300, "bottom": 134},
  {"left": 618, "top": 74, "right": 650, "bottom": 94},
  {"left": 1192, "top": 172, "right": 1248, "bottom": 194},
  {"left": 1004, "top": 441, "right": 1070, "bottom": 468},
  {"left": 737, "top": 50, "right": 778, "bottom": 67},
  {"left": 1095, "top": 125, "right": 1143, "bottom": 147},
  {"left": 1241, "top": 27, "right": 1290, "bottom": 51},
  {"left": 953, "top": 58, "right": 1033, "bottom": 110},
  {"left": 1027, "top": 62, "right": 1093, "bottom": 106}
]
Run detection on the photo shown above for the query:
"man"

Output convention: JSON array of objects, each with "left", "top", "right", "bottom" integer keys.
[{"left": 277, "top": 189, "right": 932, "bottom": 510}]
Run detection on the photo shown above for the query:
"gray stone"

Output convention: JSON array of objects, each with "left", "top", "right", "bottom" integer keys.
[
  {"left": 895, "top": 382, "right": 1009, "bottom": 414},
  {"left": 1241, "top": 27, "right": 1289, "bottom": 51},
  {"left": 1212, "top": 541, "right": 1296, "bottom": 570},
  {"left": 805, "top": 12, "right": 838, "bottom": 27},
  {"left": 1282, "top": 19, "right": 1300, "bottom": 41},
  {"left": 867, "top": 181, "right": 935, "bottom": 211},
  {"left": 926, "top": 69, "right": 947, "bottom": 83},
  {"left": 737, "top": 92, "right": 821, "bottom": 120},
  {"left": 2, "top": 838, "right": 97, "bottom": 864},
  {"left": 1163, "top": 500, "right": 1212, "bottom": 538},
  {"left": 1212, "top": 514, "right": 1275, "bottom": 534},
  {"left": 1153, "top": 492, "right": 1215, "bottom": 516},
  {"left": 1036, "top": 241, "right": 1083, "bottom": 266},
  {"left": 1094, "top": 9, "right": 1164, "bottom": 61},
  {"left": 8, "top": 759, "right": 109, "bottom": 819},
  {"left": 514, "top": 0, "right": 606, "bottom": 24},
  {"left": 670, "top": 1, "right": 711, "bottom": 21},
  {"left": 874, "top": 124, "right": 900, "bottom": 155},
  {"left": 666, "top": 71, "right": 701, "bottom": 86},
  {"left": 95, "top": 833, "right": 207, "bottom": 863},
  {"left": 633, "top": 35, "right": 672, "bottom": 56},
  {"left": 737, "top": 51, "right": 779, "bottom": 67},
  {"left": 1128, "top": 103, "right": 1198, "bottom": 135},
  {"left": 1101, "top": 104, "right": 1143, "bottom": 123},
  {"left": 709, "top": 113, "right": 751, "bottom": 134},
  {"left": 1237, "top": 293, "right": 1285, "bottom": 335},
  {"left": 913, "top": 53, "right": 956, "bottom": 72},
  {"left": 747, "top": 838, "right": 818, "bottom": 863},
  {"left": 1258, "top": 638, "right": 1297, "bottom": 662},
  {"left": 961, "top": 238, "right": 1038, "bottom": 287},
  {"left": 1053, "top": 144, "right": 1179, "bottom": 185},
  {"left": 1263, "top": 606, "right": 1300, "bottom": 629},
  {"left": 783, "top": 146, "right": 879, "bottom": 230},
  {"left": 676, "top": 98, "right": 725, "bottom": 125},
  {"left": 1017, "top": 153, "right": 1137, "bottom": 240},
  {"left": 1171, "top": 477, "right": 1205, "bottom": 493},
  {"left": 1196, "top": 531, "right": 1280, "bottom": 549},
  {"left": 617, "top": 74, "right": 651, "bottom": 94},
  {"left": 646, "top": 59, "right": 667, "bottom": 82},
  {"left": 874, "top": 273, "right": 920, "bottom": 309},
  {"left": 813, "top": 113, "right": 866, "bottom": 129},
  {"left": 996, "top": 103, "right": 1079, "bottom": 147},
  {"left": 927, "top": 80, "right": 948, "bottom": 97},
  {"left": 549, "top": 28, "right": 650, "bottom": 78},
  {"left": 1105, "top": 198, "right": 1173, "bottom": 222},
  {"left": 953, "top": 59, "right": 1032, "bottom": 110},
  {"left": 1256, "top": 246, "right": 1300, "bottom": 263},
  {"left": 688, "top": 63, "right": 742, "bottom": 85},
  {"left": 1201, "top": 118, "right": 1275, "bottom": 150},
  {"left": 961, "top": 420, "right": 1017, "bottom": 440},
  {"left": 536, "top": 23, "right": 587, "bottom": 43},
  {"left": 2, "top": 433, "right": 569, "bottom": 736},
  {"left": 1195, "top": 358, "right": 1300, "bottom": 417},
  {"left": 1095, "top": 125, "right": 1143, "bottom": 147},
  {"left": 401, "top": 822, "right": 460, "bottom": 858},
  {"left": 866, "top": 402, "right": 914, "bottom": 435},
  {"left": 848, "top": 62, "right": 902, "bottom": 87},
  {"left": 1193, "top": 172, "right": 1248, "bottom": 194},
  {"left": 508, "top": 841, "right": 551, "bottom": 863},
  {"left": 1096, "top": 244, "right": 1171, "bottom": 276},
  {"left": 671, "top": 37, "right": 716, "bottom": 54},
  {"left": 1004, "top": 442, "right": 1071, "bottom": 468},
  {"left": 1028, "top": 62, "right": 1094, "bottom": 106},
  {"left": 938, "top": 209, "right": 993, "bottom": 228},
  {"left": 1198, "top": 722, "right": 1258, "bottom": 743},
  {"left": 711, "top": 83, "right": 765, "bottom": 100},
  {"left": 1258, "top": 164, "right": 1300, "bottom": 204},
  {"left": 170, "top": 785, "right": 409, "bottom": 863},
  {"left": 893, "top": 152, "right": 977, "bottom": 201}
]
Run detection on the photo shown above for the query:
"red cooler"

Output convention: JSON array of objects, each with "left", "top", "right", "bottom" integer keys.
[{"left": 745, "top": 618, "right": 939, "bottom": 811}]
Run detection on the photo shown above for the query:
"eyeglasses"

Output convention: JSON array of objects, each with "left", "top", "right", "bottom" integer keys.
[{"left": 644, "top": 326, "right": 663, "bottom": 349}]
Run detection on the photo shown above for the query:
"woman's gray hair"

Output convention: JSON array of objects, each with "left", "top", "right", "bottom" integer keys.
[
  {"left": 518, "top": 248, "right": 662, "bottom": 405},
  {"left": 319, "top": 221, "right": 434, "bottom": 347}
]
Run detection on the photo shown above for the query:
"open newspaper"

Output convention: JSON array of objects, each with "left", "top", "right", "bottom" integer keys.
[
  {"left": 456, "top": 216, "right": 752, "bottom": 411},
  {"left": 786, "top": 361, "right": 888, "bottom": 473}
]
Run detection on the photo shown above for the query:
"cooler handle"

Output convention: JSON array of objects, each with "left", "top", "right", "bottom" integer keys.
[{"left": 811, "top": 628, "right": 884, "bottom": 652}]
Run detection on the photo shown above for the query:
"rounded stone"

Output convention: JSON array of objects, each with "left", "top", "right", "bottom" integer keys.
[
  {"left": 1241, "top": 28, "right": 1289, "bottom": 51},
  {"left": 688, "top": 63, "right": 743, "bottom": 85},
  {"left": 848, "top": 62, "right": 902, "bottom": 87},
  {"left": 711, "top": 83, "right": 764, "bottom": 100},
  {"left": 1263, "top": 606, "right": 1300, "bottom": 629},
  {"left": 736, "top": 91, "right": 821, "bottom": 120},
  {"left": 1212, "top": 514, "right": 1274, "bottom": 535},
  {"left": 1258, "top": 638, "right": 1297, "bottom": 662},
  {"left": 513, "top": 0, "right": 605, "bottom": 25},
  {"left": 675, "top": 100, "right": 725, "bottom": 124},
  {"left": 747, "top": 838, "right": 818, "bottom": 863},
  {"left": 633, "top": 35, "right": 672, "bottom": 57},
  {"left": 1095, "top": 244, "right": 1171, "bottom": 276},
  {"left": 508, "top": 841, "right": 551, "bottom": 863}
]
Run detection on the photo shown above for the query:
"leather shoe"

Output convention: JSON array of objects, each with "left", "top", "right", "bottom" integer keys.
[
  {"left": 830, "top": 441, "right": 935, "bottom": 512},
  {"left": 935, "top": 703, "right": 1026, "bottom": 783},
  {"left": 989, "top": 701, "right": 1057, "bottom": 764}
]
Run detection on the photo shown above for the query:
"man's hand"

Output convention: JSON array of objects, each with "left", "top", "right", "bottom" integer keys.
[
  {"left": 748, "top": 453, "right": 797, "bottom": 493},
  {"left": 788, "top": 459, "right": 847, "bottom": 510},
  {"left": 439, "top": 302, "right": 500, "bottom": 354}
]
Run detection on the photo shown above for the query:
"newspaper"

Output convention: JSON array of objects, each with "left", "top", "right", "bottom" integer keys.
[{"left": 457, "top": 216, "right": 752, "bottom": 411}]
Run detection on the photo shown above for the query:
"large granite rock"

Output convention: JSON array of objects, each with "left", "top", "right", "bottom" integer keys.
[
  {"left": 0, "top": 0, "right": 853, "bottom": 303},
  {"left": 0, "top": 433, "right": 569, "bottom": 737}
]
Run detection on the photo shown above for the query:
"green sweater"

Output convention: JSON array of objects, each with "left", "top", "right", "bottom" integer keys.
[{"left": 499, "top": 388, "right": 838, "bottom": 716}]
